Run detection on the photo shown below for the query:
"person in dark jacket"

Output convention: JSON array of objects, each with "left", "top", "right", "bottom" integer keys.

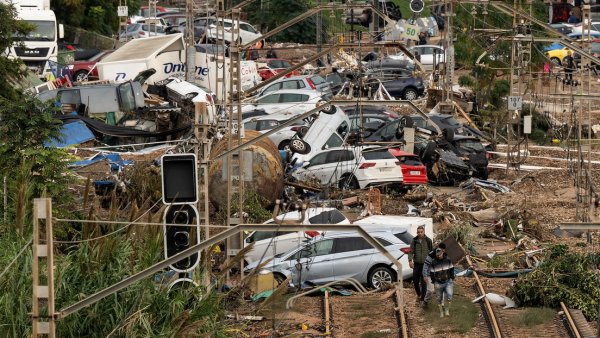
[
  {"left": 408, "top": 226, "right": 432, "bottom": 306},
  {"left": 418, "top": 31, "right": 428, "bottom": 45},
  {"left": 422, "top": 242, "right": 446, "bottom": 306},
  {"left": 429, "top": 246, "right": 454, "bottom": 317}
]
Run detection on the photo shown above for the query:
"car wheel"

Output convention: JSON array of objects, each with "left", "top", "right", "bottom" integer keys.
[
  {"left": 400, "top": 115, "right": 414, "bottom": 128},
  {"left": 318, "top": 101, "right": 336, "bottom": 115},
  {"left": 402, "top": 88, "right": 418, "bottom": 100},
  {"left": 74, "top": 70, "right": 88, "bottom": 82},
  {"left": 273, "top": 272, "right": 287, "bottom": 286},
  {"left": 339, "top": 175, "right": 359, "bottom": 190},
  {"left": 278, "top": 140, "right": 290, "bottom": 150},
  {"left": 550, "top": 57, "right": 561, "bottom": 66},
  {"left": 368, "top": 266, "right": 395, "bottom": 289},
  {"left": 289, "top": 139, "right": 311, "bottom": 154},
  {"left": 442, "top": 127, "right": 454, "bottom": 142}
]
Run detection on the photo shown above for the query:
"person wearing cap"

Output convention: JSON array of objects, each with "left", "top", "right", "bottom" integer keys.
[
  {"left": 422, "top": 242, "right": 446, "bottom": 307},
  {"left": 408, "top": 225, "right": 433, "bottom": 306},
  {"left": 429, "top": 245, "right": 454, "bottom": 317}
]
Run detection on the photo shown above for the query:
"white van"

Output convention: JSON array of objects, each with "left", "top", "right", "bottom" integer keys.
[{"left": 243, "top": 207, "right": 350, "bottom": 265}]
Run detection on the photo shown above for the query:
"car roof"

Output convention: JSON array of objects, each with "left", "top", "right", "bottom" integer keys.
[{"left": 260, "top": 88, "right": 322, "bottom": 96}]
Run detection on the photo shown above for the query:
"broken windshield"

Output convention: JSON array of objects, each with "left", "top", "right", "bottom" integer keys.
[{"left": 14, "top": 20, "right": 55, "bottom": 41}]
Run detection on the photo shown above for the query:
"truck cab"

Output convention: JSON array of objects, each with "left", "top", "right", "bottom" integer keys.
[{"left": 3, "top": 0, "right": 64, "bottom": 79}]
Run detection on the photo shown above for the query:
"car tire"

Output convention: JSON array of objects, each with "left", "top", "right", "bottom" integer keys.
[
  {"left": 289, "top": 139, "right": 311, "bottom": 154},
  {"left": 368, "top": 266, "right": 395, "bottom": 289},
  {"left": 339, "top": 175, "right": 359, "bottom": 190},
  {"left": 278, "top": 140, "right": 290, "bottom": 150},
  {"left": 421, "top": 141, "right": 437, "bottom": 164},
  {"left": 273, "top": 272, "right": 287, "bottom": 285},
  {"left": 443, "top": 128, "right": 454, "bottom": 142},
  {"left": 400, "top": 115, "right": 414, "bottom": 128},
  {"left": 74, "top": 70, "right": 88, "bottom": 82},
  {"left": 318, "top": 102, "right": 337, "bottom": 115},
  {"left": 402, "top": 88, "right": 418, "bottom": 100}
]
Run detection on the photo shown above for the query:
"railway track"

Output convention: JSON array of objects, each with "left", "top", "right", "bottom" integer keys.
[{"left": 469, "top": 256, "right": 595, "bottom": 338}]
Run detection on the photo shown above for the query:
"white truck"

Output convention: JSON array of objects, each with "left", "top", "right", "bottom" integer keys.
[
  {"left": 96, "top": 34, "right": 261, "bottom": 101},
  {"left": 2, "top": 0, "right": 64, "bottom": 80}
]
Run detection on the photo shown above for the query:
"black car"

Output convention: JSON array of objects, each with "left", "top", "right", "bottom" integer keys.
[
  {"left": 364, "top": 67, "right": 425, "bottom": 100},
  {"left": 166, "top": 16, "right": 216, "bottom": 41},
  {"left": 450, "top": 135, "right": 489, "bottom": 179},
  {"left": 324, "top": 72, "right": 345, "bottom": 96},
  {"left": 412, "top": 113, "right": 485, "bottom": 139}
]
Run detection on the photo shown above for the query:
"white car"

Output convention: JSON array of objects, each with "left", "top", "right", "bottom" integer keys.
[
  {"left": 206, "top": 18, "right": 263, "bottom": 45},
  {"left": 243, "top": 207, "right": 351, "bottom": 266},
  {"left": 256, "top": 74, "right": 333, "bottom": 100},
  {"left": 135, "top": 17, "right": 167, "bottom": 27},
  {"left": 164, "top": 78, "right": 218, "bottom": 124},
  {"left": 242, "top": 89, "right": 327, "bottom": 115},
  {"left": 242, "top": 111, "right": 307, "bottom": 150},
  {"left": 288, "top": 107, "right": 348, "bottom": 160},
  {"left": 291, "top": 146, "right": 404, "bottom": 189},
  {"left": 245, "top": 229, "right": 413, "bottom": 287}
]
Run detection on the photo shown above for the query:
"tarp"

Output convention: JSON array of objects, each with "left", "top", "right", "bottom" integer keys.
[{"left": 44, "top": 120, "right": 95, "bottom": 148}]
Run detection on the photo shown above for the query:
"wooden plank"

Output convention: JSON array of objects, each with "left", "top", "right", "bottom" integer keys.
[{"left": 324, "top": 290, "right": 331, "bottom": 335}]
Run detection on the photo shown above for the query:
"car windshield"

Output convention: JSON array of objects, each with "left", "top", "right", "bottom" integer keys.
[
  {"left": 16, "top": 20, "right": 55, "bottom": 41},
  {"left": 310, "top": 75, "right": 326, "bottom": 85},
  {"left": 440, "top": 115, "right": 460, "bottom": 126},
  {"left": 399, "top": 156, "right": 422, "bottom": 166},
  {"left": 457, "top": 139, "right": 485, "bottom": 151},
  {"left": 269, "top": 60, "right": 291, "bottom": 68},
  {"left": 141, "top": 24, "right": 165, "bottom": 33},
  {"left": 127, "top": 24, "right": 142, "bottom": 32}
]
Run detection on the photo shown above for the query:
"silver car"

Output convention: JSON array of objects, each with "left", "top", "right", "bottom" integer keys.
[
  {"left": 242, "top": 110, "right": 308, "bottom": 150},
  {"left": 245, "top": 230, "right": 413, "bottom": 288},
  {"left": 256, "top": 74, "right": 333, "bottom": 100}
]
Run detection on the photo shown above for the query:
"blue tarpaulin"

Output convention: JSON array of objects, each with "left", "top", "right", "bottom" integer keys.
[
  {"left": 69, "top": 153, "right": 133, "bottom": 173},
  {"left": 44, "top": 120, "right": 95, "bottom": 148}
]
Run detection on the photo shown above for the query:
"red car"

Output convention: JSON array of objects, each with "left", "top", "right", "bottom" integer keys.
[
  {"left": 257, "top": 58, "right": 300, "bottom": 81},
  {"left": 388, "top": 148, "right": 428, "bottom": 187},
  {"left": 68, "top": 50, "right": 113, "bottom": 82}
]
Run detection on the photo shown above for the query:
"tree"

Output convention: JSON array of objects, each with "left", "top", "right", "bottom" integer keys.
[
  {"left": 239, "top": 0, "right": 327, "bottom": 44},
  {"left": 0, "top": 3, "right": 35, "bottom": 101}
]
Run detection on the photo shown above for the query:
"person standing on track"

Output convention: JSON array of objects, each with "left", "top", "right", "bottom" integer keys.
[
  {"left": 429, "top": 246, "right": 455, "bottom": 317},
  {"left": 408, "top": 225, "right": 433, "bottom": 307}
]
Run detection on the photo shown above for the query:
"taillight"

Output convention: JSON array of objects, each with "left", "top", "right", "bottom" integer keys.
[
  {"left": 139, "top": 31, "right": 145, "bottom": 35},
  {"left": 306, "top": 78, "right": 316, "bottom": 89},
  {"left": 395, "top": 161, "right": 401, "bottom": 166},
  {"left": 359, "top": 162, "right": 376, "bottom": 169},
  {"left": 304, "top": 230, "right": 319, "bottom": 238},
  {"left": 384, "top": 112, "right": 398, "bottom": 119},
  {"left": 205, "top": 94, "right": 213, "bottom": 104},
  {"left": 291, "top": 126, "right": 301, "bottom": 132},
  {"left": 400, "top": 247, "right": 411, "bottom": 254}
]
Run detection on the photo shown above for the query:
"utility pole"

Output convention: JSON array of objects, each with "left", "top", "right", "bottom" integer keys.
[
  {"left": 438, "top": 0, "right": 455, "bottom": 114},
  {"left": 185, "top": 0, "right": 195, "bottom": 81},
  {"left": 32, "top": 198, "right": 55, "bottom": 337},
  {"left": 505, "top": 0, "right": 532, "bottom": 171}
]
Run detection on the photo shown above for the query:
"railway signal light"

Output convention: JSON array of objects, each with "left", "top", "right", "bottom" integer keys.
[{"left": 164, "top": 204, "right": 200, "bottom": 272}]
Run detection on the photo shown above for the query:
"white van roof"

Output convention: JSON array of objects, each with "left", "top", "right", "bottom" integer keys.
[{"left": 102, "top": 34, "right": 184, "bottom": 63}]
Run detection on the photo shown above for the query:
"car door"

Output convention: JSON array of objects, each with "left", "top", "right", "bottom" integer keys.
[
  {"left": 252, "top": 93, "right": 280, "bottom": 113},
  {"left": 293, "top": 152, "right": 329, "bottom": 183},
  {"left": 288, "top": 239, "right": 335, "bottom": 284},
  {"left": 331, "top": 237, "right": 376, "bottom": 281},
  {"left": 318, "top": 149, "right": 354, "bottom": 185},
  {"left": 279, "top": 93, "right": 311, "bottom": 114}
]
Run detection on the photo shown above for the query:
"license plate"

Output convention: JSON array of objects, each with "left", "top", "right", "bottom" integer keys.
[
  {"left": 410, "top": 170, "right": 420, "bottom": 175},
  {"left": 380, "top": 167, "right": 392, "bottom": 172}
]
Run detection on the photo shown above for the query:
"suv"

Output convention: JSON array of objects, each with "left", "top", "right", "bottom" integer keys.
[
  {"left": 364, "top": 67, "right": 425, "bottom": 100},
  {"left": 242, "top": 89, "right": 326, "bottom": 115},
  {"left": 243, "top": 207, "right": 350, "bottom": 266},
  {"left": 451, "top": 135, "right": 489, "bottom": 179},
  {"left": 245, "top": 229, "right": 413, "bottom": 288},
  {"left": 291, "top": 146, "right": 404, "bottom": 190},
  {"left": 255, "top": 74, "right": 332, "bottom": 100}
]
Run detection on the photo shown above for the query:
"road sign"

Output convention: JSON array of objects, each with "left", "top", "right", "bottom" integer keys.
[
  {"left": 402, "top": 24, "right": 421, "bottom": 41},
  {"left": 410, "top": 0, "right": 424, "bottom": 13},
  {"left": 117, "top": 6, "right": 128, "bottom": 17},
  {"left": 507, "top": 96, "right": 523, "bottom": 110}
]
